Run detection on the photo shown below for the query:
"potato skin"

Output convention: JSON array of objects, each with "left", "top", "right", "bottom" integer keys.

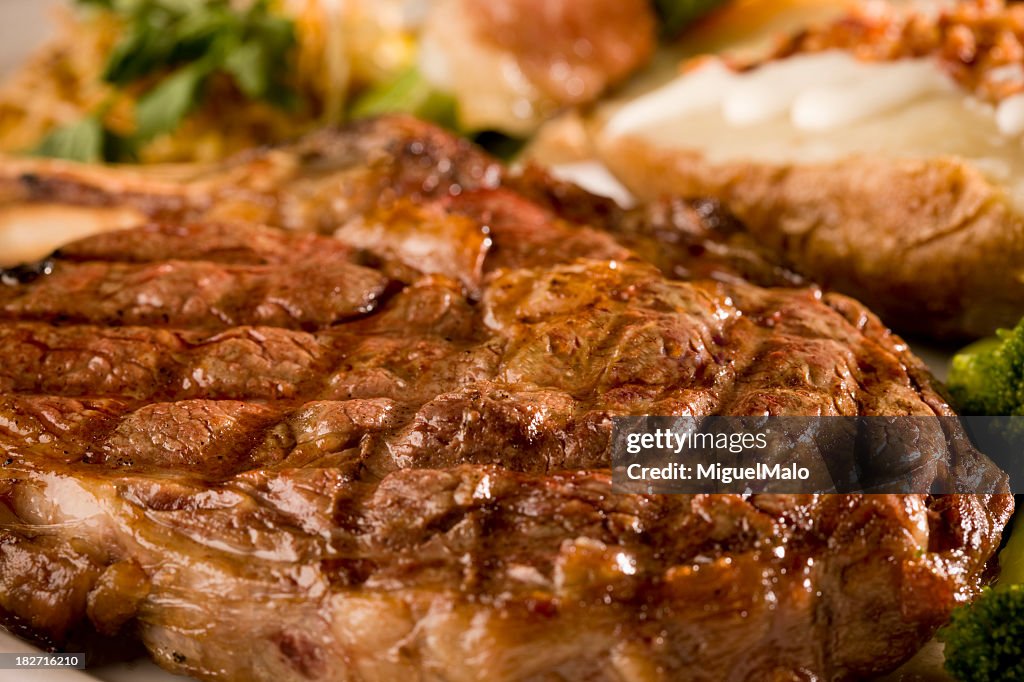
[{"left": 600, "top": 136, "right": 1024, "bottom": 340}]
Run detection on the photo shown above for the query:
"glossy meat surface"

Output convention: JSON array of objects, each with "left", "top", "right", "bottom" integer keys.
[{"left": 0, "top": 117, "right": 1014, "bottom": 681}]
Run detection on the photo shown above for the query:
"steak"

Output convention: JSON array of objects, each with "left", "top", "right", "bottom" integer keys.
[
  {"left": 0, "top": 118, "right": 1014, "bottom": 681},
  {"left": 0, "top": 116, "right": 503, "bottom": 231}
]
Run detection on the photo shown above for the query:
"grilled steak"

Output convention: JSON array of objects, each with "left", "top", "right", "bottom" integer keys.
[
  {"left": 0, "top": 116, "right": 812, "bottom": 290},
  {"left": 0, "top": 116, "right": 502, "bottom": 230},
  {"left": 0, "top": 118, "right": 1014, "bottom": 681}
]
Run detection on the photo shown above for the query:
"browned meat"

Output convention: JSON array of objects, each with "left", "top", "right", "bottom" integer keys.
[
  {"left": 0, "top": 116, "right": 807, "bottom": 292},
  {"left": 0, "top": 324, "right": 338, "bottom": 401},
  {"left": 0, "top": 259, "right": 387, "bottom": 331},
  {"left": 53, "top": 221, "right": 358, "bottom": 265},
  {"left": 510, "top": 165, "right": 809, "bottom": 289},
  {"left": 0, "top": 118, "right": 1014, "bottom": 681},
  {"left": 0, "top": 116, "right": 503, "bottom": 232}
]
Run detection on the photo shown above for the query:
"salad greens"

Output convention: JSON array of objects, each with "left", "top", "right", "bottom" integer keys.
[
  {"left": 999, "top": 513, "right": 1024, "bottom": 586},
  {"left": 36, "top": 0, "right": 299, "bottom": 163}
]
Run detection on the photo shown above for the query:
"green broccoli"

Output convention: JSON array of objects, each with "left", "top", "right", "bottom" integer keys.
[
  {"left": 938, "top": 585, "right": 1024, "bottom": 682},
  {"left": 948, "top": 318, "right": 1024, "bottom": 415}
]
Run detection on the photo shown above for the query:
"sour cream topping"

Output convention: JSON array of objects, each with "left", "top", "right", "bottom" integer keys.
[{"left": 608, "top": 51, "right": 972, "bottom": 137}]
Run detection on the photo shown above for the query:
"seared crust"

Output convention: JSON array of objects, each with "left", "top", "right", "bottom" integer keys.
[
  {"left": 0, "top": 224, "right": 1014, "bottom": 682},
  {"left": 599, "top": 137, "right": 1024, "bottom": 339},
  {"left": 1, "top": 457, "right": 1012, "bottom": 681}
]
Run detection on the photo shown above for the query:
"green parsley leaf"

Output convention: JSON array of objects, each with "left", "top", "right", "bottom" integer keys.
[
  {"left": 351, "top": 67, "right": 458, "bottom": 129},
  {"left": 103, "top": 20, "right": 161, "bottom": 83},
  {"left": 33, "top": 116, "right": 107, "bottom": 163},
  {"left": 224, "top": 41, "right": 270, "bottom": 99},
  {"left": 134, "top": 62, "right": 210, "bottom": 141}
]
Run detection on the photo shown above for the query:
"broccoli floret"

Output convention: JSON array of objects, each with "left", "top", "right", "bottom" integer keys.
[
  {"left": 939, "top": 585, "right": 1024, "bottom": 682},
  {"left": 948, "top": 318, "right": 1024, "bottom": 415}
]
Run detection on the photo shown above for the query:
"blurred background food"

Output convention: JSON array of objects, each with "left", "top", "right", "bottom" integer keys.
[
  {"left": 0, "top": 0, "right": 329, "bottom": 163},
  {"left": 0, "top": 0, "right": 738, "bottom": 164}
]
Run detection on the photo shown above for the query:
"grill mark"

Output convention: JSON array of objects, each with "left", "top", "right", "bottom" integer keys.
[
  {"left": 0, "top": 260, "right": 390, "bottom": 332},
  {"left": 0, "top": 323, "right": 336, "bottom": 401},
  {"left": 0, "top": 387, "right": 589, "bottom": 480}
]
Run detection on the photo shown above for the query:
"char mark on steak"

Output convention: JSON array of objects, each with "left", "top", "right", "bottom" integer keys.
[{"left": 0, "top": 116, "right": 1013, "bottom": 682}]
